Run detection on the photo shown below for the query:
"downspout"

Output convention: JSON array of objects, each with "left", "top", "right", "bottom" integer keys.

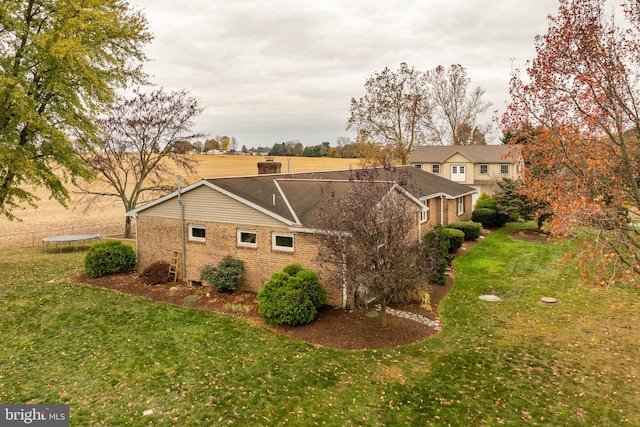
[
  {"left": 178, "top": 175, "right": 187, "bottom": 280},
  {"left": 134, "top": 214, "right": 139, "bottom": 264},
  {"left": 342, "top": 250, "right": 347, "bottom": 309},
  {"left": 440, "top": 195, "right": 445, "bottom": 226}
]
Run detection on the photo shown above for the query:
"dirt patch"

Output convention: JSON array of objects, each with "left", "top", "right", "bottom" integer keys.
[
  {"left": 509, "top": 226, "right": 553, "bottom": 243},
  {"left": 69, "top": 272, "right": 452, "bottom": 351}
]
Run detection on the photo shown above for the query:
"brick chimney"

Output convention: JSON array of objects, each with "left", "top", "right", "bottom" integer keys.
[{"left": 257, "top": 157, "right": 281, "bottom": 174}]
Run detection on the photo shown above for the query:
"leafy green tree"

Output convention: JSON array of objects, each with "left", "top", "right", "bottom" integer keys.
[
  {"left": 494, "top": 178, "right": 550, "bottom": 230},
  {"left": 268, "top": 140, "right": 303, "bottom": 156},
  {"left": 0, "top": 0, "right": 151, "bottom": 220}
]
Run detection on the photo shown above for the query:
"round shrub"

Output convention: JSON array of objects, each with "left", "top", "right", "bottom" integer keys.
[
  {"left": 257, "top": 266, "right": 325, "bottom": 326},
  {"left": 140, "top": 260, "right": 170, "bottom": 285},
  {"left": 443, "top": 227, "right": 465, "bottom": 252},
  {"left": 447, "top": 221, "right": 483, "bottom": 241},
  {"left": 282, "top": 263, "right": 304, "bottom": 276},
  {"left": 475, "top": 193, "right": 497, "bottom": 210},
  {"left": 472, "top": 208, "right": 498, "bottom": 227},
  {"left": 293, "top": 269, "right": 326, "bottom": 310},
  {"left": 84, "top": 240, "right": 136, "bottom": 279},
  {"left": 200, "top": 256, "right": 245, "bottom": 293}
]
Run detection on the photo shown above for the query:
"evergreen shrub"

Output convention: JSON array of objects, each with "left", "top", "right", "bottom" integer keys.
[
  {"left": 84, "top": 240, "right": 136, "bottom": 279},
  {"left": 443, "top": 227, "right": 465, "bottom": 252},
  {"left": 423, "top": 224, "right": 451, "bottom": 285},
  {"left": 258, "top": 264, "right": 326, "bottom": 326},
  {"left": 200, "top": 256, "right": 245, "bottom": 292},
  {"left": 447, "top": 221, "right": 483, "bottom": 241}
]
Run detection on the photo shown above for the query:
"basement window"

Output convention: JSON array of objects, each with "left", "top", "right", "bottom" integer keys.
[
  {"left": 189, "top": 225, "right": 206, "bottom": 242},
  {"left": 272, "top": 232, "right": 294, "bottom": 252},
  {"left": 237, "top": 230, "right": 257, "bottom": 247}
]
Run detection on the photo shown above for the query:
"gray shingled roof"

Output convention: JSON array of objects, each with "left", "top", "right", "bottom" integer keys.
[
  {"left": 205, "top": 166, "right": 475, "bottom": 227},
  {"left": 408, "top": 145, "right": 522, "bottom": 164}
]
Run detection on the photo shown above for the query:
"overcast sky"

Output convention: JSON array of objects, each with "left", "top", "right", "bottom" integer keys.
[{"left": 130, "top": 0, "right": 560, "bottom": 148}]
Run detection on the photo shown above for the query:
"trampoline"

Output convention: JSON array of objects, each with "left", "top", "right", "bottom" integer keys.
[{"left": 42, "top": 234, "right": 102, "bottom": 253}]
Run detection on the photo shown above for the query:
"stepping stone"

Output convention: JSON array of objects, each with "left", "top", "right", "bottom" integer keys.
[
  {"left": 479, "top": 294, "right": 501, "bottom": 302},
  {"left": 540, "top": 297, "right": 557, "bottom": 304}
]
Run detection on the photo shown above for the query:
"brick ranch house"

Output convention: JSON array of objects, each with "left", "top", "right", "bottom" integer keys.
[{"left": 125, "top": 166, "right": 476, "bottom": 308}]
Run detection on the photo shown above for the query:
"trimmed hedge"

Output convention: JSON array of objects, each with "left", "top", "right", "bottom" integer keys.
[
  {"left": 443, "top": 227, "right": 465, "bottom": 252},
  {"left": 472, "top": 207, "right": 509, "bottom": 228},
  {"left": 447, "top": 221, "right": 483, "bottom": 241},
  {"left": 84, "top": 240, "right": 136, "bottom": 279},
  {"left": 200, "top": 256, "right": 245, "bottom": 293},
  {"left": 257, "top": 264, "right": 326, "bottom": 326},
  {"left": 422, "top": 224, "right": 451, "bottom": 285}
]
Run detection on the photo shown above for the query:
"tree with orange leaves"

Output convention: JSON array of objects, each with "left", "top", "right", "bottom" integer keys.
[{"left": 502, "top": 0, "right": 640, "bottom": 287}]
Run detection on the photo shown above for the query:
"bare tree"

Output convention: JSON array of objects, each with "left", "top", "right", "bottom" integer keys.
[
  {"left": 347, "top": 63, "right": 433, "bottom": 164},
  {"left": 314, "top": 166, "right": 439, "bottom": 327},
  {"left": 78, "top": 87, "right": 203, "bottom": 237},
  {"left": 426, "top": 64, "right": 492, "bottom": 145}
]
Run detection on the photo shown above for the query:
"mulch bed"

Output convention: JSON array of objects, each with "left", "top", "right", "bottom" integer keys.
[
  {"left": 69, "top": 227, "right": 543, "bottom": 350},
  {"left": 70, "top": 271, "right": 451, "bottom": 350}
]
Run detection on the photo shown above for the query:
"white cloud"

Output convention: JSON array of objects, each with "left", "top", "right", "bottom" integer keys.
[{"left": 132, "top": 0, "right": 559, "bottom": 147}]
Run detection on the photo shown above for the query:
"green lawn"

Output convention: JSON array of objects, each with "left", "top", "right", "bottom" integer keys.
[{"left": 1, "top": 224, "right": 639, "bottom": 426}]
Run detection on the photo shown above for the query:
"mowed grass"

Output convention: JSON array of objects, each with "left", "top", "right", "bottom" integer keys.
[{"left": 1, "top": 223, "right": 639, "bottom": 425}]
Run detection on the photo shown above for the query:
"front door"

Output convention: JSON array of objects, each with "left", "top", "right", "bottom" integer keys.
[{"left": 451, "top": 165, "right": 466, "bottom": 182}]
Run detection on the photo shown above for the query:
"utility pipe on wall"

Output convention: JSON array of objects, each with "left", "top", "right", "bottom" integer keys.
[{"left": 178, "top": 175, "right": 186, "bottom": 280}]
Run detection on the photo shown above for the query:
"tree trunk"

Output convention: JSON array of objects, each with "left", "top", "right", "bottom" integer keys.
[
  {"left": 124, "top": 216, "right": 132, "bottom": 239},
  {"left": 380, "top": 296, "right": 388, "bottom": 328}
]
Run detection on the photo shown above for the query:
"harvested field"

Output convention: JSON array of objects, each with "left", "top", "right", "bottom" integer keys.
[{"left": 0, "top": 155, "right": 358, "bottom": 249}]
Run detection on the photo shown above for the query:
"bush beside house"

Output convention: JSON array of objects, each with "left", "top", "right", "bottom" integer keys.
[
  {"left": 200, "top": 256, "right": 245, "bottom": 293},
  {"left": 472, "top": 193, "right": 509, "bottom": 228},
  {"left": 447, "top": 221, "right": 483, "bottom": 241},
  {"left": 422, "top": 224, "right": 451, "bottom": 285},
  {"left": 84, "top": 240, "right": 136, "bottom": 279},
  {"left": 140, "top": 260, "right": 170, "bottom": 285},
  {"left": 258, "top": 264, "right": 326, "bottom": 326}
]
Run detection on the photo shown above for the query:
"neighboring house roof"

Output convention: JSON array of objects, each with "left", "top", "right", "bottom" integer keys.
[
  {"left": 126, "top": 166, "right": 476, "bottom": 228},
  {"left": 408, "top": 144, "right": 522, "bottom": 164}
]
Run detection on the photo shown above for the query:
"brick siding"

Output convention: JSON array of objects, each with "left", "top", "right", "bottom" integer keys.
[{"left": 136, "top": 216, "right": 345, "bottom": 306}]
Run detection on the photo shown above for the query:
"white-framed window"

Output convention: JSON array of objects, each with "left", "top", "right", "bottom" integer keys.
[
  {"left": 237, "top": 229, "right": 257, "bottom": 247},
  {"left": 188, "top": 224, "right": 206, "bottom": 242},
  {"left": 451, "top": 165, "right": 466, "bottom": 181},
  {"left": 432, "top": 164, "right": 440, "bottom": 174},
  {"left": 500, "top": 164, "right": 510, "bottom": 175},
  {"left": 479, "top": 164, "right": 488, "bottom": 174},
  {"left": 420, "top": 209, "right": 428, "bottom": 223},
  {"left": 457, "top": 197, "right": 465, "bottom": 216},
  {"left": 414, "top": 164, "right": 422, "bottom": 170},
  {"left": 272, "top": 232, "right": 294, "bottom": 252}
]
